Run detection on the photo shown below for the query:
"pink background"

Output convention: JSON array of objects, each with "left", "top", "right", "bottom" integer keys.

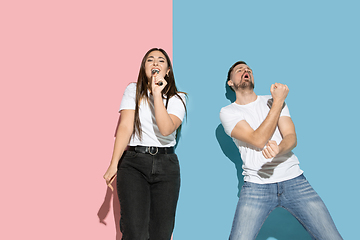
[{"left": 0, "top": 1, "right": 172, "bottom": 239}]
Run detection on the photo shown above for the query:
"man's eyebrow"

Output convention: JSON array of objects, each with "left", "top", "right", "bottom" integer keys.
[
  {"left": 235, "top": 66, "right": 245, "bottom": 71},
  {"left": 236, "top": 66, "right": 251, "bottom": 71}
]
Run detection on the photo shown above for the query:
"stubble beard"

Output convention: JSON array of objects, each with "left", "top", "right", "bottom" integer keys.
[{"left": 234, "top": 80, "right": 254, "bottom": 90}]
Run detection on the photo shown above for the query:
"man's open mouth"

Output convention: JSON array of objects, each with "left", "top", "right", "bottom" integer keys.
[{"left": 243, "top": 72, "right": 250, "bottom": 80}]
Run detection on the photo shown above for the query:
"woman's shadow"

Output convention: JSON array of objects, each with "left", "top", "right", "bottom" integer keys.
[
  {"left": 97, "top": 178, "right": 122, "bottom": 239},
  {"left": 97, "top": 114, "right": 122, "bottom": 240}
]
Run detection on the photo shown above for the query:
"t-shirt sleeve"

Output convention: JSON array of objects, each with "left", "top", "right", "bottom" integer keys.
[
  {"left": 220, "top": 106, "right": 244, "bottom": 136},
  {"left": 119, "top": 83, "right": 136, "bottom": 111},
  {"left": 280, "top": 103, "right": 291, "bottom": 117},
  {"left": 264, "top": 95, "right": 290, "bottom": 118},
  {"left": 167, "top": 93, "right": 186, "bottom": 122}
]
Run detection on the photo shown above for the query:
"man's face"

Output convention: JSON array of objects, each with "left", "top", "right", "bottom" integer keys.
[{"left": 228, "top": 64, "right": 254, "bottom": 90}]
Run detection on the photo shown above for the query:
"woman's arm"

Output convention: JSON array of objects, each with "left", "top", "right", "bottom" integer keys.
[
  {"left": 153, "top": 94, "right": 183, "bottom": 136},
  {"left": 151, "top": 75, "right": 183, "bottom": 136},
  {"left": 103, "top": 109, "right": 134, "bottom": 189}
]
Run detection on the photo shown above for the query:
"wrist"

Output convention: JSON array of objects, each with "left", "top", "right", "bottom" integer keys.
[
  {"left": 271, "top": 99, "right": 286, "bottom": 111},
  {"left": 272, "top": 98, "right": 284, "bottom": 105},
  {"left": 109, "top": 159, "right": 119, "bottom": 166},
  {"left": 152, "top": 92, "right": 163, "bottom": 101}
]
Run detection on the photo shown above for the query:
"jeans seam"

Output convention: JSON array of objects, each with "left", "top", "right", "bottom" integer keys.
[
  {"left": 253, "top": 208, "right": 276, "bottom": 240},
  {"left": 281, "top": 206, "right": 317, "bottom": 239},
  {"left": 151, "top": 156, "right": 155, "bottom": 175}
]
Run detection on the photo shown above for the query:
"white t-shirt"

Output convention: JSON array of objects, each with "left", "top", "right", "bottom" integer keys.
[
  {"left": 120, "top": 82, "right": 186, "bottom": 147},
  {"left": 220, "top": 95, "right": 303, "bottom": 184}
]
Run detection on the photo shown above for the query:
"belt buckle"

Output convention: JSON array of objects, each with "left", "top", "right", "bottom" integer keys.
[{"left": 148, "top": 146, "right": 158, "bottom": 155}]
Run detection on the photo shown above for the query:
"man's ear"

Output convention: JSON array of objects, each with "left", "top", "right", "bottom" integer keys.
[{"left": 227, "top": 80, "right": 233, "bottom": 87}]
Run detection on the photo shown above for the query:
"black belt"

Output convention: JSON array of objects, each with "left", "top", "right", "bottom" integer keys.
[{"left": 128, "top": 146, "right": 174, "bottom": 155}]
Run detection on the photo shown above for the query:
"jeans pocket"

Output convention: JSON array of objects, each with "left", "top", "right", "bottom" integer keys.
[
  {"left": 123, "top": 150, "right": 138, "bottom": 159},
  {"left": 165, "top": 154, "right": 180, "bottom": 174},
  {"left": 168, "top": 153, "right": 179, "bottom": 164},
  {"left": 118, "top": 151, "right": 139, "bottom": 170}
]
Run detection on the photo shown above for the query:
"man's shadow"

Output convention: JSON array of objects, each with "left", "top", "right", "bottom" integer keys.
[
  {"left": 216, "top": 84, "right": 244, "bottom": 196},
  {"left": 216, "top": 84, "right": 311, "bottom": 240},
  {"left": 215, "top": 123, "right": 244, "bottom": 197}
]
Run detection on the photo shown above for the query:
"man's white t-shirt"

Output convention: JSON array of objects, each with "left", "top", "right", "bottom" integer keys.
[
  {"left": 120, "top": 83, "right": 186, "bottom": 147},
  {"left": 220, "top": 95, "right": 303, "bottom": 184}
]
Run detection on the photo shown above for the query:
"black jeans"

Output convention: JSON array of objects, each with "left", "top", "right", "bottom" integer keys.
[{"left": 117, "top": 150, "right": 181, "bottom": 240}]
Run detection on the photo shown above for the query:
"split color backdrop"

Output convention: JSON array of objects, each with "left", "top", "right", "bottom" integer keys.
[{"left": 1, "top": 0, "right": 359, "bottom": 240}]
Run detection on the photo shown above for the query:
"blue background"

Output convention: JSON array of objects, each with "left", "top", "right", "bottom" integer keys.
[{"left": 173, "top": 0, "right": 359, "bottom": 239}]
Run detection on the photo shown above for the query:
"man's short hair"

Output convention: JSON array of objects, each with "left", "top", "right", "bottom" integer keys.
[{"left": 227, "top": 61, "right": 247, "bottom": 91}]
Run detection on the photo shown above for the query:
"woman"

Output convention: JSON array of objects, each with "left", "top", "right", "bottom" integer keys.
[{"left": 103, "top": 48, "right": 186, "bottom": 240}]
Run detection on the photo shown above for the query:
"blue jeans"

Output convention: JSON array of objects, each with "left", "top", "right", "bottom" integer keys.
[
  {"left": 229, "top": 174, "right": 343, "bottom": 240},
  {"left": 117, "top": 150, "right": 181, "bottom": 240}
]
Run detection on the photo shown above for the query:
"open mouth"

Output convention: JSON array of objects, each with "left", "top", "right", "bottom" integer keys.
[
  {"left": 242, "top": 72, "right": 250, "bottom": 81},
  {"left": 151, "top": 68, "right": 160, "bottom": 74}
]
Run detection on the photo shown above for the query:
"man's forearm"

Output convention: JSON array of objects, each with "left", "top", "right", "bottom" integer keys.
[
  {"left": 278, "top": 133, "right": 297, "bottom": 156},
  {"left": 252, "top": 100, "right": 285, "bottom": 148}
]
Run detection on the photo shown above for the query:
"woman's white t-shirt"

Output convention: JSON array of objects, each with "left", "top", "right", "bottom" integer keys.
[{"left": 120, "top": 83, "right": 186, "bottom": 147}]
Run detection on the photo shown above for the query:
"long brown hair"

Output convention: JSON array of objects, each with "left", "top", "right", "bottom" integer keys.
[{"left": 134, "top": 48, "right": 187, "bottom": 140}]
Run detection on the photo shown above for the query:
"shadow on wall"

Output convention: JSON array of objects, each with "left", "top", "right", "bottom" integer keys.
[
  {"left": 97, "top": 179, "right": 122, "bottom": 240},
  {"left": 215, "top": 123, "right": 244, "bottom": 197},
  {"left": 97, "top": 113, "right": 122, "bottom": 240},
  {"left": 216, "top": 84, "right": 312, "bottom": 240},
  {"left": 216, "top": 84, "right": 243, "bottom": 196}
]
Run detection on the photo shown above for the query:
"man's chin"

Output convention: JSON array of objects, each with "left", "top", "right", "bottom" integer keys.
[{"left": 239, "top": 82, "right": 254, "bottom": 90}]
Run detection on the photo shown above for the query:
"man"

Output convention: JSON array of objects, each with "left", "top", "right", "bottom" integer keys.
[{"left": 220, "top": 61, "right": 342, "bottom": 240}]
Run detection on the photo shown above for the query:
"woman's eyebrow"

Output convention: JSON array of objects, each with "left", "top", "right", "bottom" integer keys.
[{"left": 147, "top": 56, "right": 165, "bottom": 60}]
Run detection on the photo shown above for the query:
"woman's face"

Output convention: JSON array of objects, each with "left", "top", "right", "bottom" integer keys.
[{"left": 144, "top": 50, "right": 170, "bottom": 80}]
